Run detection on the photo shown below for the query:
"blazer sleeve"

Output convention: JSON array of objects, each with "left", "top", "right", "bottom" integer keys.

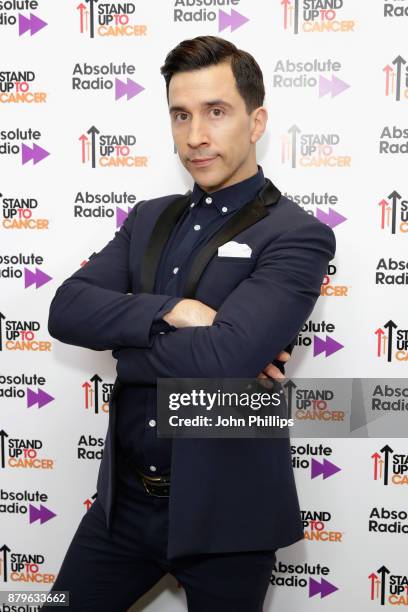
[
  {"left": 47, "top": 202, "right": 182, "bottom": 351},
  {"left": 113, "top": 219, "right": 336, "bottom": 381}
]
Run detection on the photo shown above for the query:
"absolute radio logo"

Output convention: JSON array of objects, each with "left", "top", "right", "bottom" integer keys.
[
  {"left": 371, "top": 383, "right": 408, "bottom": 413},
  {"left": 72, "top": 63, "right": 144, "bottom": 102},
  {"left": 0, "top": 544, "right": 55, "bottom": 584},
  {"left": 284, "top": 190, "right": 347, "bottom": 228},
  {"left": 383, "top": 56, "right": 407, "bottom": 101},
  {"left": 291, "top": 443, "right": 341, "bottom": 479},
  {"left": 0, "top": 70, "right": 47, "bottom": 104},
  {"left": 79, "top": 125, "right": 147, "bottom": 169},
  {"left": 379, "top": 126, "right": 408, "bottom": 154},
  {"left": 368, "top": 506, "right": 408, "bottom": 535},
  {"left": 296, "top": 319, "right": 344, "bottom": 358},
  {"left": 0, "top": 372, "right": 53, "bottom": 408},
  {"left": 369, "top": 564, "right": 408, "bottom": 606},
  {"left": 76, "top": 1, "right": 147, "bottom": 38},
  {"left": 321, "top": 263, "right": 349, "bottom": 297},
  {"left": 0, "top": 252, "right": 51, "bottom": 288},
  {"left": 284, "top": 380, "right": 345, "bottom": 423},
  {"left": 281, "top": 125, "right": 351, "bottom": 168},
  {"left": 77, "top": 434, "right": 104, "bottom": 459},
  {"left": 384, "top": 0, "right": 408, "bottom": 18},
  {"left": 0, "top": 430, "right": 54, "bottom": 470},
  {"left": 378, "top": 191, "right": 408, "bottom": 234},
  {"left": 0, "top": 128, "right": 49, "bottom": 165},
  {"left": 1, "top": 191, "right": 49, "bottom": 231},
  {"left": 301, "top": 509, "right": 343, "bottom": 542},
  {"left": 372, "top": 444, "right": 408, "bottom": 486},
  {"left": 0, "top": 312, "right": 51, "bottom": 352},
  {"left": 375, "top": 258, "right": 408, "bottom": 286},
  {"left": 74, "top": 190, "right": 136, "bottom": 226},
  {"left": 0, "top": 488, "right": 56, "bottom": 524},
  {"left": 270, "top": 559, "right": 338, "bottom": 598},
  {"left": 0, "top": 0, "right": 47, "bottom": 35},
  {"left": 281, "top": 0, "right": 355, "bottom": 34},
  {"left": 375, "top": 320, "right": 408, "bottom": 362},
  {"left": 272, "top": 58, "right": 350, "bottom": 98},
  {"left": 82, "top": 374, "right": 113, "bottom": 414},
  {"left": 173, "top": 0, "right": 249, "bottom": 31}
]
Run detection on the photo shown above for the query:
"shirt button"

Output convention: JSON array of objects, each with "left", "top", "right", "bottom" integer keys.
[
  {"left": 190, "top": 202, "right": 196, "bottom": 208},
  {"left": 173, "top": 267, "right": 179, "bottom": 274},
  {"left": 149, "top": 419, "right": 156, "bottom": 427},
  {"left": 222, "top": 206, "right": 228, "bottom": 213},
  {"left": 194, "top": 224, "right": 201, "bottom": 231},
  {"left": 205, "top": 197, "right": 212, "bottom": 205},
  {"left": 149, "top": 465, "right": 157, "bottom": 472}
]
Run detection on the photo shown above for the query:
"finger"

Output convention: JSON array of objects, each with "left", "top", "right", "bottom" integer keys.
[
  {"left": 276, "top": 350, "right": 291, "bottom": 362},
  {"left": 264, "top": 364, "right": 286, "bottom": 381}
]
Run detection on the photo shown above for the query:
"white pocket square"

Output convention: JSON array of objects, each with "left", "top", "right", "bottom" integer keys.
[{"left": 217, "top": 241, "right": 252, "bottom": 258}]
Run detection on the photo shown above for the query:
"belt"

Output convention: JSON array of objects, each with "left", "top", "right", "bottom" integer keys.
[{"left": 118, "top": 444, "right": 171, "bottom": 497}]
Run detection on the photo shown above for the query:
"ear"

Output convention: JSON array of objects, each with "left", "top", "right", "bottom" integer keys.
[{"left": 250, "top": 106, "right": 268, "bottom": 144}]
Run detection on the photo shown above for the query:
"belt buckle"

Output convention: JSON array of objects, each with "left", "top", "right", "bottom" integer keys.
[
  {"left": 142, "top": 479, "right": 170, "bottom": 497},
  {"left": 139, "top": 472, "right": 170, "bottom": 497}
]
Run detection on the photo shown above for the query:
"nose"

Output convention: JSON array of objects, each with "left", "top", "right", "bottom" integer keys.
[{"left": 187, "top": 116, "right": 209, "bottom": 149}]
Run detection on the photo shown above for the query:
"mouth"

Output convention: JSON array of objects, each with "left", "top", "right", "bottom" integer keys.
[{"left": 189, "top": 156, "right": 218, "bottom": 168}]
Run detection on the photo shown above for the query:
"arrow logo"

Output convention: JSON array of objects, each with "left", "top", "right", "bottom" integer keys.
[
  {"left": 115, "top": 78, "right": 145, "bottom": 101},
  {"left": 319, "top": 75, "right": 350, "bottom": 98},
  {"left": 0, "top": 429, "right": 9, "bottom": 469},
  {"left": 116, "top": 206, "right": 132, "bottom": 228},
  {"left": 384, "top": 319, "right": 397, "bottom": 362},
  {"left": 316, "top": 207, "right": 347, "bottom": 229},
  {"left": 18, "top": 13, "right": 47, "bottom": 36},
  {"left": 24, "top": 267, "right": 52, "bottom": 289},
  {"left": 309, "top": 577, "right": 338, "bottom": 598},
  {"left": 90, "top": 374, "right": 102, "bottom": 414},
  {"left": 392, "top": 55, "right": 406, "bottom": 102},
  {"left": 313, "top": 335, "right": 344, "bottom": 357},
  {"left": 0, "top": 312, "right": 6, "bottom": 351},
  {"left": 29, "top": 504, "right": 56, "bottom": 524},
  {"left": 27, "top": 388, "right": 54, "bottom": 409},
  {"left": 219, "top": 9, "right": 249, "bottom": 32},
  {"left": 85, "top": 0, "right": 98, "bottom": 38},
  {"left": 21, "top": 143, "right": 50, "bottom": 165},
  {"left": 311, "top": 458, "right": 341, "bottom": 479},
  {"left": 87, "top": 125, "right": 100, "bottom": 169},
  {"left": 0, "top": 544, "right": 11, "bottom": 581},
  {"left": 287, "top": 124, "right": 301, "bottom": 168}
]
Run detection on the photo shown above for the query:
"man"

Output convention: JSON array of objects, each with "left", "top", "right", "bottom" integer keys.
[{"left": 46, "top": 35, "right": 336, "bottom": 612}]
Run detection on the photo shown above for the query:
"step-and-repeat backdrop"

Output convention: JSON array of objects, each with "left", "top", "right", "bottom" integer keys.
[{"left": 1, "top": 1, "right": 407, "bottom": 610}]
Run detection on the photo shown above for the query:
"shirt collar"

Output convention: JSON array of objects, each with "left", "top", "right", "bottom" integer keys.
[{"left": 190, "top": 164, "right": 266, "bottom": 215}]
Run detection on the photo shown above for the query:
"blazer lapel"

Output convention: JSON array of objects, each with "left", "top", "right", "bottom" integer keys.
[
  {"left": 139, "top": 178, "right": 281, "bottom": 298},
  {"left": 183, "top": 178, "right": 281, "bottom": 298},
  {"left": 140, "top": 191, "right": 192, "bottom": 293}
]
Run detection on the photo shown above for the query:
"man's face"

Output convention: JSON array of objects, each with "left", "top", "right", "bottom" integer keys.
[{"left": 168, "top": 61, "right": 266, "bottom": 193}]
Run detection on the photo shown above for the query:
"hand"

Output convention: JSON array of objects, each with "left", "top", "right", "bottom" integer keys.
[
  {"left": 256, "top": 350, "right": 291, "bottom": 388},
  {"left": 163, "top": 298, "right": 217, "bottom": 328}
]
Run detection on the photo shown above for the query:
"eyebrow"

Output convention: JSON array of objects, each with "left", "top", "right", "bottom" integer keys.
[{"left": 169, "top": 99, "right": 233, "bottom": 114}]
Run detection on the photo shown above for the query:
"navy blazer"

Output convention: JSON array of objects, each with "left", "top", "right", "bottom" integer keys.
[{"left": 48, "top": 178, "right": 336, "bottom": 560}]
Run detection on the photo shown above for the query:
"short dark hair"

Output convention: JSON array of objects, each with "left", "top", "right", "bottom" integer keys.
[{"left": 160, "top": 35, "right": 265, "bottom": 114}]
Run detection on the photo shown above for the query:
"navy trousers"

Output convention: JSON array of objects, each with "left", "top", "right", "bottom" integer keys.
[{"left": 46, "top": 448, "right": 277, "bottom": 611}]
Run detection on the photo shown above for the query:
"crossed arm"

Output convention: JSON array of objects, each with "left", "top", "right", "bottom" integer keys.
[
  {"left": 111, "top": 219, "right": 336, "bottom": 383},
  {"left": 48, "top": 202, "right": 335, "bottom": 383}
]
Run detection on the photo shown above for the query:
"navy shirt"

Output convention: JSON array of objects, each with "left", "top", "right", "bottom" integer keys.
[{"left": 115, "top": 165, "right": 266, "bottom": 476}]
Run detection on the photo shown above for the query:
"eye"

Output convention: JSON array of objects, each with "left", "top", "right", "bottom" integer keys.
[
  {"left": 174, "top": 112, "right": 189, "bottom": 122},
  {"left": 210, "top": 108, "right": 224, "bottom": 117}
]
